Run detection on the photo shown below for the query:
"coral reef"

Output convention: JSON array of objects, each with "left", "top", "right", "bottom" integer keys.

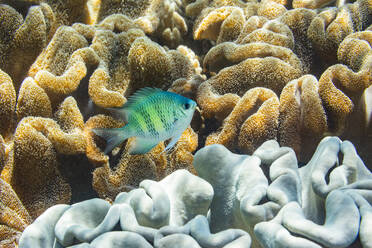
[
  {"left": 19, "top": 137, "right": 372, "bottom": 247},
  {"left": 27, "top": 14, "right": 194, "bottom": 109},
  {"left": 194, "top": 6, "right": 245, "bottom": 43},
  {"left": 0, "top": 178, "right": 32, "bottom": 248},
  {"left": 195, "top": 8, "right": 314, "bottom": 132},
  {"left": 194, "top": 136, "right": 372, "bottom": 247},
  {"left": 16, "top": 77, "right": 52, "bottom": 122},
  {"left": 84, "top": 112, "right": 198, "bottom": 201},
  {"left": 0, "top": 0, "right": 371, "bottom": 246},
  {"left": 205, "top": 87, "right": 280, "bottom": 154},
  {"left": 0, "top": 69, "right": 16, "bottom": 137},
  {"left": 96, "top": 0, "right": 188, "bottom": 48},
  {"left": 20, "top": 170, "right": 248, "bottom": 248},
  {"left": 27, "top": 25, "right": 92, "bottom": 106},
  {"left": 0, "top": 2, "right": 56, "bottom": 88},
  {"left": 10, "top": 98, "right": 86, "bottom": 218},
  {"left": 279, "top": 74, "right": 327, "bottom": 161},
  {"left": 318, "top": 30, "right": 372, "bottom": 135},
  {"left": 307, "top": 0, "right": 371, "bottom": 62}
]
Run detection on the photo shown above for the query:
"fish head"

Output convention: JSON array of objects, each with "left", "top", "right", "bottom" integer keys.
[
  {"left": 172, "top": 95, "right": 197, "bottom": 129},
  {"left": 179, "top": 97, "right": 197, "bottom": 119}
]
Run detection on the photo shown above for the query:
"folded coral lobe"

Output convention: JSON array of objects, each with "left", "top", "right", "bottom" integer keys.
[{"left": 0, "top": 70, "right": 16, "bottom": 137}]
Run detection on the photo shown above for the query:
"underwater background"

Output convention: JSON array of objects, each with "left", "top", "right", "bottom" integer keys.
[{"left": 0, "top": 0, "right": 371, "bottom": 247}]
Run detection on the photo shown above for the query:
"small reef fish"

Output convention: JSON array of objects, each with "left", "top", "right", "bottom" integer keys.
[{"left": 93, "top": 87, "right": 197, "bottom": 154}]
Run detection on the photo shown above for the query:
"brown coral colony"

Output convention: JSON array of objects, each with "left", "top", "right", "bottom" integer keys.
[{"left": 0, "top": 0, "right": 371, "bottom": 246}]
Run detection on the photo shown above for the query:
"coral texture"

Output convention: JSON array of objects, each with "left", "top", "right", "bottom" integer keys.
[
  {"left": 279, "top": 74, "right": 327, "bottom": 161},
  {"left": 0, "top": 69, "right": 16, "bottom": 137},
  {"left": 194, "top": 136, "right": 372, "bottom": 248},
  {"left": 10, "top": 111, "right": 84, "bottom": 218},
  {"left": 0, "top": 3, "right": 56, "bottom": 88},
  {"left": 307, "top": 0, "right": 371, "bottom": 62},
  {"left": 19, "top": 137, "right": 372, "bottom": 248},
  {"left": 205, "top": 87, "right": 280, "bottom": 154},
  {"left": 0, "top": 178, "right": 32, "bottom": 248},
  {"left": 0, "top": 0, "right": 371, "bottom": 246},
  {"left": 20, "top": 170, "right": 250, "bottom": 248},
  {"left": 318, "top": 30, "right": 372, "bottom": 135}
]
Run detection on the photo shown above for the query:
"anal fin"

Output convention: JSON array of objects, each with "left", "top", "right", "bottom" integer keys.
[
  {"left": 128, "top": 137, "right": 158, "bottom": 155},
  {"left": 164, "top": 134, "right": 182, "bottom": 152}
]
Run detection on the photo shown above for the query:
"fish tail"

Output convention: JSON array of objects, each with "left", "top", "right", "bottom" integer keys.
[{"left": 92, "top": 126, "right": 131, "bottom": 154}]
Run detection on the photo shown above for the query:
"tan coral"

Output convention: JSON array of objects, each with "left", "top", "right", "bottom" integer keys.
[
  {"left": 203, "top": 42, "right": 301, "bottom": 74},
  {"left": 257, "top": 0, "right": 287, "bottom": 20},
  {"left": 197, "top": 81, "right": 240, "bottom": 120},
  {"left": 32, "top": 0, "right": 90, "bottom": 26},
  {"left": 279, "top": 75, "right": 327, "bottom": 161},
  {"left": 0, "top": 70, "right": 16, "bottom": 138},
  {"left": 193, "top": 6, "right": 245, "bottom": 42},
  {"left": 361, "top": 85, "right": 372, "bottom": 133},
  {"left": 55, "top": 96, "right": 85, "bottom": 132},
  {"left": 206, "top": 87, "right": 280, "bottom": 154},
  {"left": 89, "top": 16, "right": 145, "bottom": 108},
  {"left": 0, "top": 3, "right": 56, "bottom": 90},
  {"left": 0, "top": 138, "right": 14, "bottom": 184},
  {"left": 0, "top": 226, "right": 20, "bottom": 248},
  {"left": 91, "top": 131, "right": 199, "bottom": 200},
  {"left": 198, "top": 56, "right": 302, "bottom": 120},
  {"left": 307, "top": 0, "right": 371, "bottom": 62},
  {"left": 169, "top": 75, "right": 205, "bottom": 101},
  {"left": 184, "top": 0, "right": 210, "bottom": 18},
  {"left": 278, "top": 9, "right": 316, "bottom": 39},
  {"left": 92, "top": 140, "right": 166, "bottom": 200},
  {"left": 197, "top": 9, "right": 313, "bottom": 123},
  {"left": 278, "top": 8, "right": 316, "bottom": 73},
  {"left": 128, "top": 36, "right": 192, "bottom": 91},
  {"left": 318, "top": 31, "right": 372, "bottom": 134},
  {"left": 72, "top": 23, "right": 96, "bottom": 41},
  {"left": 96, "top": 0, "right": 188, "bottom": 47},
  {"left": 28, "top": 26, "right": 99, "bottom": 107},
  {"left": 236, "top": 17, "right": 294, "bottom": 49},
  {"left": 0, "top": 136, "right": 5, "bottom": 172},
  {"left": 155, "top": 1, "right": 189, "bottom": 48},
  {"left": 0, "top": 178, "right": 32, "bottom": 248},
  {"left": 193, "top": 1, "right": 289, "bottom": 44},
  {"left": 89, "top": 15, "right": 194, "bottom": 108},
  {"left": 16, "top": 77, "right": 52, "bottom": 123},
  {"left": 27, "top": 14, "right": 195, "bottom": 111},
  {"left": 10, "top": 96, "right": 86, "bottom": 218},
  {"left": 0, "top": 179, "right": 32, "bottom": 232},
  {"left": 95, "top": 14, "right": 140, "bottom": 33},
  {"left": 8, "top": 0, "right": 91, "bottom": 26},
  {"left": 293, "top": 0, "right": 334, "bottom": 9},
  {"left": 176, "top": 45, "right": 204, "bottom": 76},
  {"left": 97, "top": 0, "right": 158, "bottom": 23},
  {"left": 87, "top": 0, "right": 101, "bottom": 24},
  {"left": 337, "top": 31, "right": 372, "bottom": 72}
]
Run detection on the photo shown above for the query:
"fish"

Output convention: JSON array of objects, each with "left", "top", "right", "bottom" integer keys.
[{"left": 92, "top": 87, "right": 197, "bottom": 155}]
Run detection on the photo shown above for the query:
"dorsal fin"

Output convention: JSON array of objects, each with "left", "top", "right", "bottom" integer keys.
[
  {"left": 106, "top": 88, "right": 162, "bottom": 123},
  {"left": 124, "top": 87, "right": 162, "bottom": 109}
]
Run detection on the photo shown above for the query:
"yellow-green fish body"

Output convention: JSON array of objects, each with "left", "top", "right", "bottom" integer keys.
[{"left": 93, "top": 88, "right": 196, "bottom": 154}]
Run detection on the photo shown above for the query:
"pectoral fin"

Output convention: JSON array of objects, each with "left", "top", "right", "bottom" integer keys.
[
  {"left": 128, "top": 137, "right": 158, "bottom": 155},
  {"left": 164, "top": 134, "right": 182, "bottom": 152}
]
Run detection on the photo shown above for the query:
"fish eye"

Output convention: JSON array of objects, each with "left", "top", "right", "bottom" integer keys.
[{"left": 183, "top": 102, "right": 190, "bottom": 110}]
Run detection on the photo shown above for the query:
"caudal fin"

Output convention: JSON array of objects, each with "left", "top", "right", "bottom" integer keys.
[{"left": 92, "top": 126, "right": 130, "bottom": 154}]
